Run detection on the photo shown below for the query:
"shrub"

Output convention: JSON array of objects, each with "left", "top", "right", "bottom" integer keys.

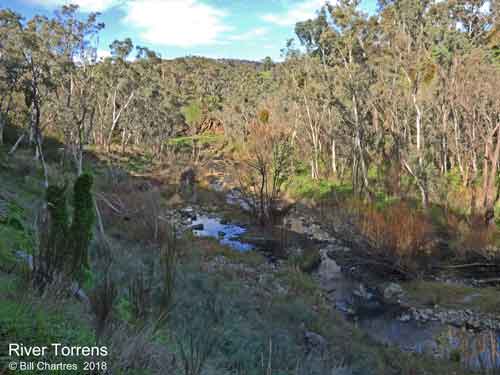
[
  {"left": 33, "top": 173, "right": 95, "bottom": 290},
  {"left": 89, "top": 271, "right": 117, "bottom": 343},
  {"left": 348, "top": 201, "right": 435, "bottom": 277},
  {"left": 69, "top": 173, "right": 95, "bottom": 280},
  {"left": 291, "top": 248, "right": 321, "bottom": 273},
  {"left": 237, "top": 122, "right": 293, "bottom": 226}
]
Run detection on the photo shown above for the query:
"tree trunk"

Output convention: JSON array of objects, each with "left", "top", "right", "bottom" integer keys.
[
  {"left": 331, "top": 140, "right": 337, "bottom": 176},
  {"left": 0, "top": 112, "right": 4, "bottom": 145},
  {"left": 413, "top": 93, "right": 423, "bottom": 166},
  {"left": 484, "top": 125, "right": 500, "bottom": 223}
]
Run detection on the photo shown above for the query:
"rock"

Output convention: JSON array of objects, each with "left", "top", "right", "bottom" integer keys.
[
  {"left": 335, "top": 300, "right": 355, "bottom": 315},
  {"left": 180, "top": 208, "right": 197, "bottom": 220},
  {"left": 317, "top": 248, "right": 342, "bottom": 281},
  {"left": 398, "top": 313, "right": 411, "bottom": 322},
  {"left": 353, "top": 284, "right": 374, "bottom": 301},
  {"left": 218, "top": 231, "right": 226, "bottom": 237},
  {"left": 195, "top": 117, "right": 224, "bottom": 134},
  {"left": 304, "top": 331, "right": 328, "bottom": 353},
  {"left": 191, "top": 223, "right": 204, "bottom": 231},
  {"left": 382, "top": 282, "right": 404, "bottom": 302},
  {"left": 167, "top": 193, "right": 183, "bottom": 206},
  {"left": 220, "top": 219, "right": 229, "bottom": 225}
]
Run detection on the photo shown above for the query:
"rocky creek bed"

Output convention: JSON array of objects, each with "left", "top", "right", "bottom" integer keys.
[{"left": 166, "top": 193, "right": 500, "bottom": 371}]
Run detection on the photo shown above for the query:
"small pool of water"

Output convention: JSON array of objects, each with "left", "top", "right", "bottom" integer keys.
[{"left": 191, "top": 215, "right": 254, "bottom": 252}]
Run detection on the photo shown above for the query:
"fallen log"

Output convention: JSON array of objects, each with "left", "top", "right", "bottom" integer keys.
[
  {"left": 475, "top": 278, "right": 500, "bottom": 285},
  {"left": 435, "top": 263, "right": 498, "bottom": 270}
]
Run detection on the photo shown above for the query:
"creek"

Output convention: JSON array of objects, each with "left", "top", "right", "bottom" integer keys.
[{"left": 185, "top": 199, "right": 500, "bottom": 371}]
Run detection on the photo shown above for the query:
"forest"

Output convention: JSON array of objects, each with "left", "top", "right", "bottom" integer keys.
[{"left": 1, "top": 0, "right": 500, "bottom": 374}]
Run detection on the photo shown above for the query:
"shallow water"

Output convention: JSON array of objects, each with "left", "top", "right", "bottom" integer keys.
[
  {"left": 359, "top": 316, "right": 500, "bottom": 369},
  {"left": 189, "top": 200, "right": 500, "bottom": 370},
  {"left": 191, "top": 215, "right": 254, "bottom": 252},
  {"left": 443, "top": 326, "right": 500, "bottom": 369}
]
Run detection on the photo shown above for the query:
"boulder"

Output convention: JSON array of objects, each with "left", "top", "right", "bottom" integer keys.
[
  {"left": 317, "top": 248, "right": 342, "bottom": 281},
  {"left": 382, "top": 282, "right": 405, "bottom": 302}
]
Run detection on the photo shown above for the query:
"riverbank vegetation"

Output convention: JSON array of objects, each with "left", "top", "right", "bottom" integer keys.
[{"left": 0, "top": 0, "right": 499, "bottom": 373}]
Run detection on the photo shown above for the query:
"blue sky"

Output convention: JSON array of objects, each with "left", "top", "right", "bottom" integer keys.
[{"left": 0, "top": 0, "right": 378, "bottom": 61}]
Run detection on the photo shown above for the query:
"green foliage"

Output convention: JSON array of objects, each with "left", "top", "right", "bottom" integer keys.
[
  {"left": 289, "top": 174, "right": 345, "bottom": 200},
  {"left": 290, "top": 248, "right": 321, "bottom": 273},
  {"left": 0, "top": 202, "right": 32, "bottom": 271},
  {"left": 450, "top": 349, "right": 461, "bottom": 363},
  {"left": 181, "top": 101, "right": 203, "bottom": 127},
  {"left": 69, "top": 172, "right": 95, "bottom": 280},
  {"left": 36, "top": 173, "right": 95, "bottom": 285},
  {"left": 168, "top": 134, "right": 222, "bottom": 148},
  {"left": 45, "top": 184, "right": 69, "bottom": 271},
  {"left": 0, "top": 277, "right": 95, "bottom": 372}
]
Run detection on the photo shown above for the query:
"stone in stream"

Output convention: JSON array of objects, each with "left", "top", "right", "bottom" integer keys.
[
  {"left": 191, "top": 223, "right": 204, "bottom": 231},
  {"left": 317, "top": 248, "right": 341, "bottom": 280},
  {"left": 381, "top": 282, "right": 405, "bottom": 303},
  {"left": 398, "top": 313, "right": 411, "bottom": 322}
]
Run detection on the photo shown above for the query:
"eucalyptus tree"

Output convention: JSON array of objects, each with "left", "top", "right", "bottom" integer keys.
[
  {"left": 49, "top": 5, "right": 104, "bottom": 175},
  {"left": 8, "top": 14, "right": 66, "bottom": 186},
  {"left": 0, "top": 9, "right": 25, "bottom": 145},
  {"left": 331, "top": 1, "right": 378, "bottom": 193},
  {"left": 94, "top": 38, "right": 137, "bottom": 152}
]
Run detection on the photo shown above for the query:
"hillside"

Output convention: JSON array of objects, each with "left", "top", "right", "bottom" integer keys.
[{"left": 1, "top": 1, "right": 500, "bottom": 374}]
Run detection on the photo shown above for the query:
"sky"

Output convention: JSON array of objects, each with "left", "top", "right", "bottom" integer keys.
[{"left": 0, "top": 0, "right": 378, "bottom": 61}]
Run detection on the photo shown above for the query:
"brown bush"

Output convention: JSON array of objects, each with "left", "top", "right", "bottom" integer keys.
[
  {"left": 446, "top": 214, "right": 499, "bottom": 258},
  {"left": 236, "top": 121, "right": 293, "bottom": 226},
  {"left": 97, "top": 181, "right": 168, "bottom": 244},
  {"left": 334, "top": 200, "right": 437, "bottom": 277},
  {"left": 359, "top": 202, "right": 435, "bottom": 261}
]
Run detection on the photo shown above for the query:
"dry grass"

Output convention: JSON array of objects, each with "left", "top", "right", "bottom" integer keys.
[
  {"left": 96, "top": 178, "right": 170, "bottom": 244},
  {"left": 404, "top": 280, "right": 500, "bottom": 314},
  {"left": 317, "top": 196, "right": 441, "bottom": 278},
  {"left": 358, "top": 201, "right": 435, "bottom": 260},
  {"left": 445, "top": 214, "right": 499, "bottom": 257}
]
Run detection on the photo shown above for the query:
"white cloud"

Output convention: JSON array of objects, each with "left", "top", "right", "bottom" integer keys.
[
  {"left": 123, "top": 0, "right": 232, "bottom": 47},
  {"left": 228, "top": 27, "right": 268, "bottom": 41},
  {"left": 96, "top": 49, "right": 111, "bottom": 60},
  {"left": 25, "top": 0, "right": 122, "bottom": 12},
  {"left": 262, "top": 0, "right": 327, "bottom": 26},
  {"left": 480, "top": 1, "right": 491, "bottom": 14}
]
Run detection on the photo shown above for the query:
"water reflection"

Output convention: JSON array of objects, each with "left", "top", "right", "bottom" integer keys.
[
  {"left": 191, "top": 215, "right": 253, "bottom": 252},
  {"left": 443, "top": 326, "right": 500, "bottom": 370},
  {"left": 358, "top": 314, "right": 500, "bottom": 370}
]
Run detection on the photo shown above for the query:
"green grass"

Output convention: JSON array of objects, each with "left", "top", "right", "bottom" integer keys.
[
  {"left": 0, "top": 201, "right": 33, "bottom": 271},
  {"left": 277, "top": 267, "right": 320, "bottom": 298},
  {"left": 0, "top": 274, "right": 95, "bottom": 374},
  {"left": 404, "top": 280, "right": 500, "bottom": 313},
  {"left": 189, "top": 236, "right": 266, "bottom": 267},
  {"left": 168, "top": 134, "right": 223, "bottom": 148},
  {"left": 288, "top": 174, "right": 350, "bottom": 200},
  {"left": 289, "top": 247, "right": 321, "bottom": 273}
]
